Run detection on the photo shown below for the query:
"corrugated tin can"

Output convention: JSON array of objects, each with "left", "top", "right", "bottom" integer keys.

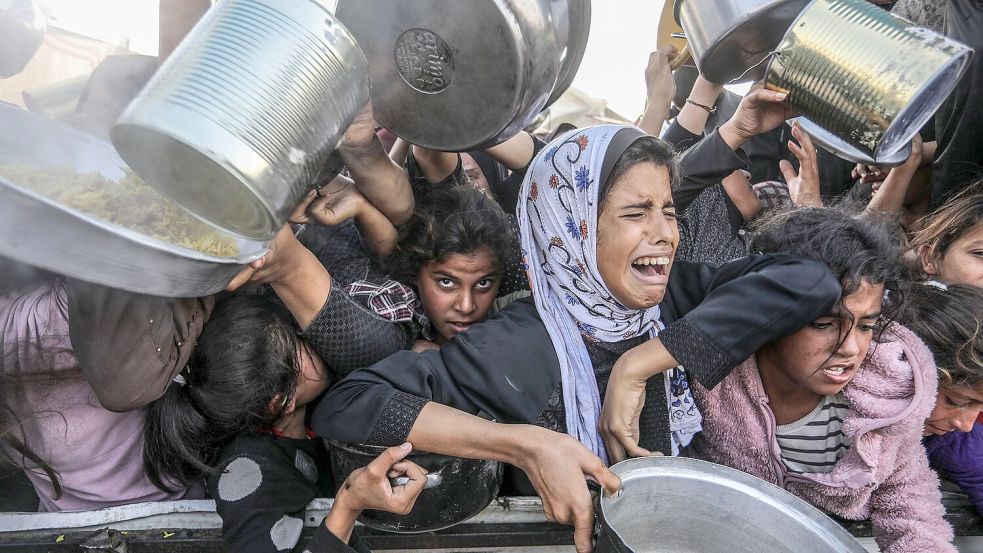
[
  {"left": 112, "top": 0, "right": 368, "bottom": 240},
  {"left": 765, "top": 0, "right": 971, "bottom": 161}
]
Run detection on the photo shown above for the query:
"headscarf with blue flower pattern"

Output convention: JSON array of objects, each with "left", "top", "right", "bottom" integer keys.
[{"left": 517, "top": 125, "right": 672, "bottom": 462}]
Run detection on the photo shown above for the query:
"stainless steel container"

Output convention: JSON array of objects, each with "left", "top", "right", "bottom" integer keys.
[
  {"left": 595, "top": 457, "right": 867, "bottom": 553},
  {"left": 765, "top": 0, "right": 972, "bottom": 161},
  {"left": 0, "top": 104, "right": 266, "bottom": 298},
  {"left": 112, "top": 0, "right": 368, "bottom": 240},
  {"left": 336, "top": 0, "right": 590, "bottom": 152},
  {"left": 329, "top": 441, "right": 503, "bottom": 533},
  {"left": 0, "top": 0, "right": 46, "bottom": 78},
  {"left": 794, "top": 118, "right": 912, "bottom": 167},
  {"left": 675, "top": 0, "right": 810, "bottom": 84}
]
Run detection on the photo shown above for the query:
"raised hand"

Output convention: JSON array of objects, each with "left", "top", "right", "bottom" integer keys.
[
  {"left": 780, "top": 121, "right": 823, "bottom": 208},
  {"left": 719, "top": 85, "right": 796, "bottom": 150}
]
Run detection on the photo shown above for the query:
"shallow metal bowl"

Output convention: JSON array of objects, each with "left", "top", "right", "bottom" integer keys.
[
  {"left": 0, "top": 104, "right": 266, "bottom": 298},
  {"left": 596, "top": 457, "right": 866, "bottom": 553}
]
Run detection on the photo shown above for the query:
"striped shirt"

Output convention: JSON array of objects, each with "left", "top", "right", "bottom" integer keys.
[{"left": 776, "top": 394, "right": 851, "bottom": 474}]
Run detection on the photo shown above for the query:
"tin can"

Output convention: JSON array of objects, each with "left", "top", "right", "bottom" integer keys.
[
  {"left": 112, "top": 0, "right": 368, "bottom": 240},
  {"left": 765, "top": 0, "right": 971, "bottom": 161}
]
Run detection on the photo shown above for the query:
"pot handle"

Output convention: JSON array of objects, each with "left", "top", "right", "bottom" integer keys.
[{"left": 390, "top": 472, "right": 443, "bottom": 489}]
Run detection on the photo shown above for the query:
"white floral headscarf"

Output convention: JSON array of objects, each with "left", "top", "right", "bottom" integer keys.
[{"left": 517, "top": 125, "right": 679, "bottom": 462}]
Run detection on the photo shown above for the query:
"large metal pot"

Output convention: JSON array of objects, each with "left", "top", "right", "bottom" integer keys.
[
  {"left": 595, "top": 457, "right": 866, "bottom": 553},
  {"left": 336, "top": 0, "right": 590, "bottom": 152},
  {"left": 112, "top": 0, "right": 368, "bottom": 241},
  {"left": 765, "top": 0, "right": 972, "bottom": 162},
  {"left": 329, "top": 441, "right": 502, "bottom": 533},
  {"left": 0, "top": 103, "right": 266, "bottom": 297},
  {"left": 675, "top": 0, "right": 810, "bottom": 84}
]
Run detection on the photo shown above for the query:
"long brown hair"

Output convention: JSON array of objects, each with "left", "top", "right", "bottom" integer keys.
[
  {"left": 911, "top": 185, "right": 983, "bottom": 269},
  {"left": 897, "top": 282, "right": 983, "bottom": 390}
]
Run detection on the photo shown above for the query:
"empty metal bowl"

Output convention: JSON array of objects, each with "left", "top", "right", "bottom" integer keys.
[
  {"left": 675, "top": 0, "right": 810, "bottom": 84},
  {"left": 595, "top": 457, "right": 866, "bottom": 553}
]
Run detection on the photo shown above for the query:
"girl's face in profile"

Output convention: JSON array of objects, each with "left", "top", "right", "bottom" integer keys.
[
  {"left": 758, "top": 281, "right": 884, "bottom": 400},
  {"left": 920, "top": 223, "right": 983, "bottom": 287},
  {"left": 925, "top": 385, "right": 983, "bottom": 436}
]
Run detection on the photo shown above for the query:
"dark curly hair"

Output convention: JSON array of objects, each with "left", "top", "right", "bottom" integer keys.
[
  {"left": 751, "top": 206, "right": 910, "bottom": 328},
  {"left": 386, "top": 184, "right": 516, "bottom": 284}
]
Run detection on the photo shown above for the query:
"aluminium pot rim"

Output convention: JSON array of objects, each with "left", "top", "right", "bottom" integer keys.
[{"left": 597, "top": 456, "right": 866, "bottom": 553}]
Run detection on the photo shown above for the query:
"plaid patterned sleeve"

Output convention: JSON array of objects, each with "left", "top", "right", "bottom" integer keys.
[{"left": 301, "top": 280, "right": 423, "bottom": 377}]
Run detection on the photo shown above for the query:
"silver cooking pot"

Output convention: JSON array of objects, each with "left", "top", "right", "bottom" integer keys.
[
  {"left": 329, "top": 441, "right": 502, "bottom": 533},
  {"left": 112, "top": 0, "right": 368, "bottom": 240},
  {"left": 675, "top": 0, "right": 810, "bottom": 84},
  {"left": 336, "top": 0, "right": 590, "bottom": 151},
  {"left": 595, "top": 457, "right": 867, "bottom": 553},
  {"left": 765, "top": 0, "right": 971, "bottom": 162},
  {"left": 0, "top": 0, "right": 46, "bottom": 78},
  {"left": 0, "top": 103, "right": 266, "bottom": 297}
]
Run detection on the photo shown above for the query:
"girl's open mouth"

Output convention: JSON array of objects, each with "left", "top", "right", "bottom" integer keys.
[{"left": 631, "top": 256, "right": 670, "bottom": 281}]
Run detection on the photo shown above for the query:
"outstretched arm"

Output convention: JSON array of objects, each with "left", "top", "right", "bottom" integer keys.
[
  {"left": 291, "top": 177, "right": 398, "bottom": 257},
  {"left": 404, "top": 403, "right": 620, "bottom": 553},
  {"left": 340, "top": 103, "right": 415, "bottom": 225},
  {"left": 867, "top": 134, "right": 924, "bottom": 215},
  {"left": 637, "top": 46, "right": 677, "bottom": 136},
  {"left": 484, "top": 131, "right": 537, "bottom": 171},
  {"left": 225, "top": 226, "right": 330, "bottom": 329},
  {"left": 411, "top": 146, "right": 460, "bottom": 184}
]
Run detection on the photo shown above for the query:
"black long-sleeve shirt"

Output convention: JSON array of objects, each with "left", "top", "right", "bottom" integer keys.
[
  {"left": 933, "top": 0, "right": 983, "bottom": 206},
  {"left": 311, "top": 254, "right": 840, "bottom": 451}
]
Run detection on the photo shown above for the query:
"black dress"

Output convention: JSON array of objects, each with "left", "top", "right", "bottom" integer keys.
[
  {"left": 208, "top": 223, "right": 418, "bottom": 553},
  {"left": 663, "top": 126, "right": 753, "bottom": 264}
]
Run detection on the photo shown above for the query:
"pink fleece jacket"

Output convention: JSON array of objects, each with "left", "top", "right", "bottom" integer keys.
[{"left": 689, "top": 324, "right": 954, "bottom": 553}]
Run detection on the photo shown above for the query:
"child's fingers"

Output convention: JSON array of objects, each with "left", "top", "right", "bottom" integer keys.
[{"left": 779, "top": 159, "right": 798, "bottom": 184}]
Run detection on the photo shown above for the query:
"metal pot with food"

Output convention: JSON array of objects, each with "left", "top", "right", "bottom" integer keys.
[
  {"left": 336, "top": 0, "right": 591, "bottom": 151},
  {"left": 594, "top": 457, "right": 867, "bottom": 553},
  {"left": 0, "top": 103, "right": 266, "bottom": 298},
  {"left": 329, "top": 441, "right": 503, "bottom": 533}
]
